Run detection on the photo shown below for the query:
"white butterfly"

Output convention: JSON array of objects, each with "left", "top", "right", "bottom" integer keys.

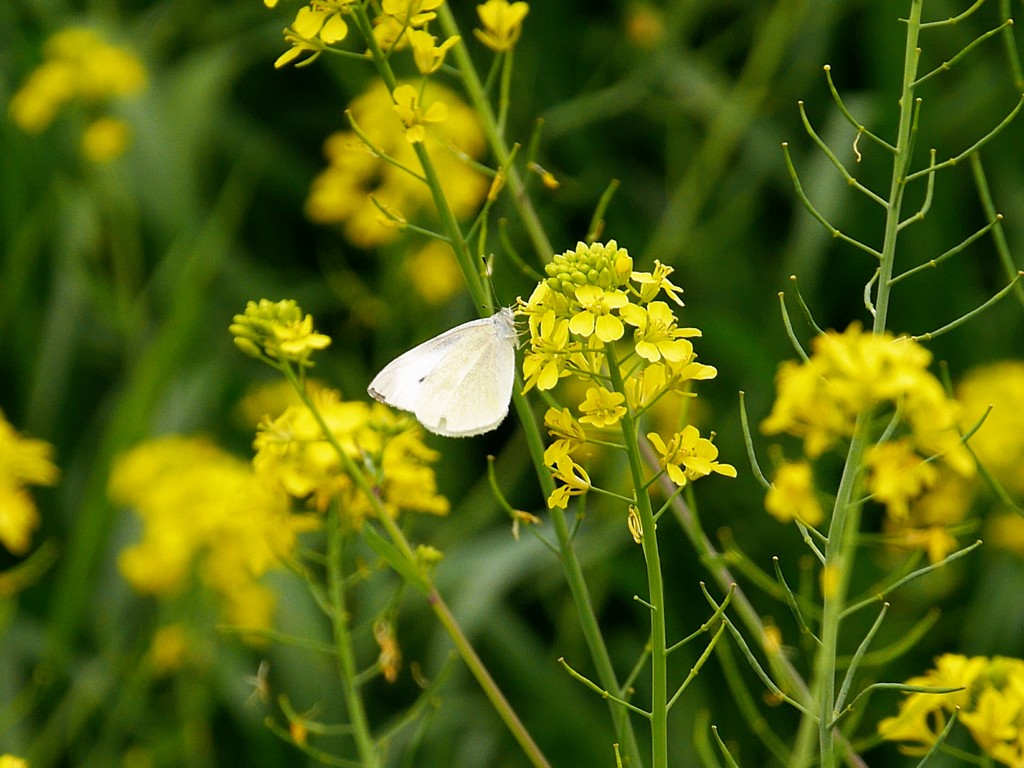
[{"left": 367, "top": 308, "right": 517, "bottom": 437}]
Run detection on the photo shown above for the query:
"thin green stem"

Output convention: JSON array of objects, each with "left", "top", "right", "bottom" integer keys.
[
  {"left": 436, "top": 5, "right": 554, "bottom": 263},
  {"left": 814, "top": 413, "right": 869, "bottom": 768},
  {"left": 871, "top": 0, "right": 922, "bottom": 333},
  {"left": 326, "top": 506, "right": 380, "bottom": 768},
  {"left": 607, "top": 347, "right": 668, "bottom": 768}
]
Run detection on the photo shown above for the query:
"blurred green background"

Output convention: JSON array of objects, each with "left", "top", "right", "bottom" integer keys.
[{"left": 3, "top": 0, "right": 1024, "bottom": 766}]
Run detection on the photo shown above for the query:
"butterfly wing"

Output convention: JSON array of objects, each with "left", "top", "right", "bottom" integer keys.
[{"left": 368, "top": 309, "right": 516, "bottom": 437}]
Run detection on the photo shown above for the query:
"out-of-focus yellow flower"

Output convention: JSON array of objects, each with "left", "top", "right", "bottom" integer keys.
[
  {"left": 648, "top": 426, "right": 736, "bottom": 488},
  {"left": 230, "top": 299, "right": 331, "bottom": 369},
  {"left": 150, "top": 624, "right": 189, "bottom": 674},
  {"left": 986, "top": 513, "right": 1024, "bottom": 556},
  {"left": 0, "top": 756, "right": 29, "bottom": 768},
  {"left": 880, "top": 654, "right": 1024, "bottom": 765},
  {"left": 625, "top": 2, "right": 665, "bottom": 49},
  {"left": 253, "top": 390, "right": 449, "bottom": 525},
  {"left": 474, "top": 0, "right": 529, "bottom": 52},
  {"left": 959, "top": 360, "right": 1024, "bottom": 496},
  {"left": 81, "top": 116, "right": 131, "bottom": 162},
  {"left": 0, "top": 410, "right": 59, "bottom": 555},
  {"left": 765, "top": 460, "right": 823, "bottom": 526},
  {"left": 9, "top": 27, "right": 145, "bottom": 134},
  {"left": 110, "top": 436, "right": 314, "bottom": 633},
  {"left": 866, "top": 438, "right": 940, "bottom": 521},
  {"left": 403, "top": 240, "right": 463, "bottom": 305},
  {"left": 306, "top": 81, "right": 487, "bottom": 247}
]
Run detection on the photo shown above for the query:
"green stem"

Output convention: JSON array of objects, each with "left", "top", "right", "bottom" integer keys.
[
  {"left": 873, "top": 0, "right": 923, "bottom": 333},
  {"left": 607, "top": 348, "right": 668, "bottom": 768},
  {"left": 326, "top": 505, "right": 381, "bottom": 768},
  {"left": 436, "top": 5, "right": 554, "bottom": 264},
  {"left": 814, "top": 415, "right": 869, "bottom": 768}
]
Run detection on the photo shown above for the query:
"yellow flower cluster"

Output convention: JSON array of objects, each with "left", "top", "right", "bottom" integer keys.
[
  {"left": 253, "top": 388, "right": 449, "bottom": 525},
  {"left": 9, "top": 27, "right": 145, "bottom": 160},
  {"left": 880, "top": 653, "right": 1024, "bottom": 767},
  {"left": 518, "top": 241, "right": 734, "bottom": 509},
  {"left": 230, "top": 299, "right": 332, "bottom": 369},
  {"left": 0, "top": 410, "right": 59, "bottom": 556},
  {"left": 110, "top": 436, "right": 315, "bottom": 632},
  {"left": 761, "top": 323, "right": 974, "bottom": 535},
  {"left": 305, "top": 81, "right": 487, "bottom": 247}
]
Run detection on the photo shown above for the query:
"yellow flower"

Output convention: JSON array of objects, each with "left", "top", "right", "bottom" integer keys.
[
  {"left": 392, "top": 83, "right": 448, "bottom": 143},
  {"left": 381, "top": 0, "right": 445, "bottom": 28},
  {"left": 408, "top": 29, "right": 461, "bottom": 74},
  {"left": 647, "top": 426, "right": 736, "bottom": 487},
  {"left": 578, "top": 386, "right": 627, "bottom": 428},
  {"left": 569, "top": 285, "right": 629, "bottom": 342},
  {"left": 958, "top": 361, "right": 1024, "bottom": 496},
  {"left": 81, "top": 116, "right": 131, "bottom": 162},
  {"left": 547, "top": 452, "right": 591, "bottom": 509},
  {"left": 293, "top": 0, "right": 357, "bottom": 45},
  {"left": 404, "top": 240, "right": 463, "bottom": 305},
  {"left": 0, "top": 410, "right": 59, "bottom": 555},
  {"left": 150, "top": 624, "right": 189, "bottom": 674},
  {"left": 544, "top": 241, "right": 633, "bottom": 297},
  {"left": 765, "top": 461, "right": 823, "bottom": 526},
  {"left": 110, "top": 436, "right": 313, "bottom": 633},
  {"left": 274, "top": 27, "right": 325, "bottom": 68},
  {"left": 631, "top": 260, "right": 683, "bottom": 305},
  {"left": 253, "top": 390, "right": 449, "bottom": 522},
  {"left": 542, "top": 407, "right": 588, "bottom": 465},
  {"left": 474, "top": 0, "right": 529, "bottom": 52},
  {"left": 620, "top": 300, "right": 701, "bottom": 362},
  {"left": 306, "top": 81, "right": 487, "bottom": 246},
  {"left": 521, "top": 310, "right": 576, "bottom": 392},
  {"left": 865, "top": 438, "right": 939, "bottom": 522},
  {"left": 9, "top": 27, "right": 145, "bottom": 133},
  {"left": 230, "top": 299, "right": 331, "bottom": 368},
  {"left": 0, "top": 756, "right": 29, "bottom": 768}
]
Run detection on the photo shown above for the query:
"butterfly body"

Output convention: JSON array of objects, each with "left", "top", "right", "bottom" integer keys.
[{"left": 368, "top": 308, "right": 517, "bottom": 437}]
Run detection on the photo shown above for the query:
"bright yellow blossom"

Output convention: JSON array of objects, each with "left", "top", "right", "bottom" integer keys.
[
  {"left": 474, "top": 0, "right": 529, "bottom": 52},
  {"left": 866, "top": 438, "right": 940, "bottom": 522},
  {"left": 392, "top": 83, "right": 448, "bottom": 143},
  {"left": 569, "top": 285, "right": 629, "bottom": 342},
  {"left": 408, "top": 29, "right": 461, "bottom": 74},
  {"left": 648, "top": 426, "right": 736, "bottom": 487},
  {"left": 254, "top": 389, "right": 449, "bottom": 523},
  {"left": 547, "top": 451, "right": 591, "bottom": 509},
  {"left": 0, "top": 410, "right": 59, "bottom": 555},
  {"left": 382, "top": 0, "right": 445, "bottom": 28},
  {"left": 578, "top": 386, "right": 627, "bottom": 428},
  {"left": 0, "top": 756, "right": 28, "bottom": 768},
  {"left": 620, "top": 301, "right": 701, "bottom": 362}
]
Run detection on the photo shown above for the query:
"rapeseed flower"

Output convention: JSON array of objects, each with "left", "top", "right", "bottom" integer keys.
[
  {"left": 880, "top": 654, "right": 1024, "bottom": 766},
  {"left": 230, "top": 299, "right": 331, "bottom": 369},
  {"left": 392, "top": 83, "right": 448, "bottom": 143},
  {"left": 519, "top": 240, "right": 733, "bottom": 509},
  {"left": 110, "top": 436, "right": 313, "bottom": 632},
  {"left": 253, "top": 389, "right": 449, "bottom": 525},
  {"left": 765, "top": 460, "right": 823, "bottom": 526},
  {"left": 0, "top": 410, "right": 59, "bottom": 556},
  {"left": 9, "top": 27, "right": 145, "bottom": 161},
  {"left": 474, "top": 0, "right": 529, "bottom": 52},
  {"left": 762, "top": 323, "right": 974, "bottom": 533},
  {"left": 958, "top": 361, "right": 1024, "bottom": 496},
  {"left": 306, "top": 81, "right": 487, "bottom": 247}
]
